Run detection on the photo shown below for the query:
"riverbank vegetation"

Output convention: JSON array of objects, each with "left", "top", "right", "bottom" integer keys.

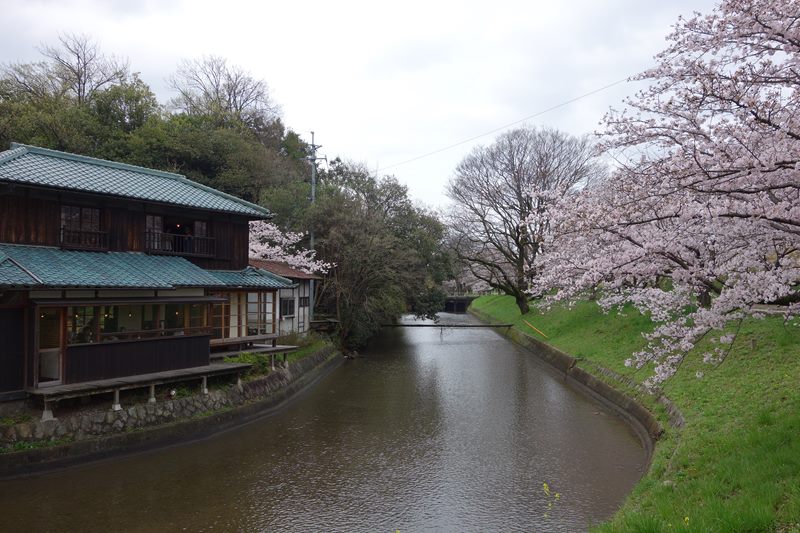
[
  {"left": 225, "top": 336, "right": 333, "bottom": 379},
  {"left": 471, "top": 295, "right": 800, "bottom": 531}
]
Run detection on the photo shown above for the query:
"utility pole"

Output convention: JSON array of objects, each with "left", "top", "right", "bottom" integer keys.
[{"left": 305, "top": 131, "right": 325, "bottom": 322}]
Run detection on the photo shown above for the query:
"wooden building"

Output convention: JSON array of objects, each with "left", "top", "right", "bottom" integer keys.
[
  {"left": 0, "top": 143, "right": 294, "bottom": 411},
  {"left": 249, "top": 259, "right": 320, "bottom": 335}
]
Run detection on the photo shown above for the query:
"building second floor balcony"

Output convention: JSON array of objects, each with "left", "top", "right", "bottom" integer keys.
[
  {"left": 145, "top": 230, "right": 215, "bottom": 258},
  {"left": 60, "top": 227, "right": 109, "bottom": 251}
]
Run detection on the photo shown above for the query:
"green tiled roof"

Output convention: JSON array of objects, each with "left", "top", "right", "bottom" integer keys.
[
  {"left": 208, "top": 266, "right": 295, "bottom": 289},
  {"left": 0, "top": 244, "right": 226, "bottom": 289},
  {"left": 0, "top": 251, "right": 39, "bottom": 286},
  {"left": 0, "top": 143, "right": 272, "bottom": 218}
]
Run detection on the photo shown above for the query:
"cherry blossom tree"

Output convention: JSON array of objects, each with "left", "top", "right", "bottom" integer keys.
[
  {"left": 535, "top": 0, "right": 800, "bottom": 386},
  {"left": 248, "top": 220, "right": 330, "bottom": 274}
]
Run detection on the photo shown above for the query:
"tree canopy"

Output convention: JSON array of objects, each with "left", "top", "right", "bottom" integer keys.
[
  {"left": 447, "top": 126, "right": 602, "bottom": 313},
  {"left": 534, "top": 0, "right": 800, "bottom": 386},
  {"left": 314, "top": 160, "right": 450, "bottom": 349}
]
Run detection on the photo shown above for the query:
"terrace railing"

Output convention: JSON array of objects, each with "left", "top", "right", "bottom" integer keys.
[
  {"left": 60, "top": 227, "right": 109, "bottom": 251},
  {"left": 145, "top": 230, "right": 215, "bottom": 258}
]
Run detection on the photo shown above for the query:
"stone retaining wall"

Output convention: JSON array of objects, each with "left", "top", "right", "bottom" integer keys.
[
  {"left": 0, "top": 345, "right": 341, "bottom": 477},
  {"left": 470, "top": 308, "right": 684, "bottom": 460}
]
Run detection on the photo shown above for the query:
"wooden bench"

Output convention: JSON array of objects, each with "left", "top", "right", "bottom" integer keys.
[{"left": 29, "top": 362, "right": 253, "bottom": 421}]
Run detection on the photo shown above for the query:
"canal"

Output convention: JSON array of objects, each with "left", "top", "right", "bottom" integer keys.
[{"left": 0, "top": 313, "right": 646, "bottom": 532}]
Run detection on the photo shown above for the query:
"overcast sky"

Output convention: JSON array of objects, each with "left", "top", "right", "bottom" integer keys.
[{"left": 1, "top": 0, "right": 719, "bottom": 208}]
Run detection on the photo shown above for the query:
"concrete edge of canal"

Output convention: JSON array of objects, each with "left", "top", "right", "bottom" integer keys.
[
  {"left": 0, "top": 347, "right": 343, "bottom": 479},
  {"left": 468, "top": 308, "right": 685, "bottom": 466}
]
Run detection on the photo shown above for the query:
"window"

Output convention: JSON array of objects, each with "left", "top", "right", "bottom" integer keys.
[
  {"left": 247, "top": 292, "right": 275, "bottom": 335},
  {"left": 61, "top": 205, "right": 104, "bottom": 249},
  {"left": 65, "top": 303, "right": 207, "bottom": 344},
  {"left": 145, "top": 215, "right": 213, "bottom": 257},
  {"left": 145, "top": 215, "right": 164, "bottom": 251},
  {"left": 211, "top": 292, "right": 246, "bottom": 339},
  {"left": 211, "top": 299, "right": 229, "bottom": 340},
  {"left": 68, "top": 306, "right": 97, "bottom": 344},
  {"left": 194, "top": 221, "right": 207, "bottom": 237},
  {"left": 38, "top": 308, "right": 62, "bottom": 383},
  {"left": 280, "top": 298, "right": 295, "bottom": 318},
  {"left": 164, "top": 304, "right": 185, "bottom": 331},
  {"left": 299, "top": 296, "right": 310, "bottom": 308}
]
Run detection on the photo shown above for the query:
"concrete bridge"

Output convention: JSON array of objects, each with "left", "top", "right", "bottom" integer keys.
[{"left": 443, "top": 295, "right": 478, "bottom": 313}]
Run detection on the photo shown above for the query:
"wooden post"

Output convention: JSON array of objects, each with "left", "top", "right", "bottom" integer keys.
[
  {"left": 148, "top": 384, "right": 156, "bottom": 403},
  {"left": 201, "top": 375, "right": 208, "bottom": 395},
  {"left": 112, "top": 388, "right": 122, "bottom": 411},
  {"left": 41, "top": 399, "right": 54, "bottom": 421}
]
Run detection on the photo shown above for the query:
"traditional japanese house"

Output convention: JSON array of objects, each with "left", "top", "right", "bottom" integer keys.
[
  {"left": 0, "top": 143, "right": 293, "bottom": 413},
  {"left": 249, "top": 259, "right": 319, "bottom": 335}
]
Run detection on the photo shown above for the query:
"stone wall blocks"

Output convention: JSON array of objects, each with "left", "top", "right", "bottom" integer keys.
[{"left": 0, "top": 349, "right": 341, "bottom": 469}]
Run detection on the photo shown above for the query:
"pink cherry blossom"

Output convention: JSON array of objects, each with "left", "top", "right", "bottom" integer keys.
[
  {"left": 249, "top": 220, "right": 331, "bottom": 274},
  {"left": 531, "top": 0, "right": 800, "bottom": 386}
]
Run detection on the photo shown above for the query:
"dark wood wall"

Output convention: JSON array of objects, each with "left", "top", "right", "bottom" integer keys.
[
  {"left": 0, "top": 187, "right": 252, "bottom": 269},
  {"left": 0, "top": 195, "right": 61, "bottom": 245},
  {"left": 0, "top": 309, "right": 25, "bottom": 393},
  {"left": 65, "top": 335, "right": 210, "bottom": 383}
]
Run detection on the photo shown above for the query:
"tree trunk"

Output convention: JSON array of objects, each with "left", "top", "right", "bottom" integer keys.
[
  {"left": 514, "top": 292, "right": 530, "bottom": 315},
  {"left": 697, "top": 288, "right": 711, "bottom": 308}
]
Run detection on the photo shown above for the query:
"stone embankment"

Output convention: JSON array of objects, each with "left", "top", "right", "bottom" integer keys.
[{"left": 0, "top": 345, "right": 341, "bottom": 477}]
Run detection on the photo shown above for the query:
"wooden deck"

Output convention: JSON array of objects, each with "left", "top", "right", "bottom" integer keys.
[
  {"left": 210, "top": 334, "right": 278, "bottom": 348},
  {"left": 210, "top": 344, "right": 299, "bottom": 361},
  {"left": 30, "top": 362, "right": 252, "bottom": 421}
]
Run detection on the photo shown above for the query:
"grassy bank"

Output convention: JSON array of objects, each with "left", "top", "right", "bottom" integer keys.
[{"left": 471, "top": 295, "right": 800, "bottom": 532}]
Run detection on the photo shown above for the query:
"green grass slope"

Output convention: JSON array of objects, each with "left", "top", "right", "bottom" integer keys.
[{"left": 470, "top": 294, "right": 800, "bottom": 532}]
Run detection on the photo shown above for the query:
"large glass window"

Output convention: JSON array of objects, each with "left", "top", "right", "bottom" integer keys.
[
  {"left": 65, "top": 303, "right": 207, "bottom": 344},
  {"left": 68, "top": 306, "right": 97, "bottom": 344},
  {"left": 213, "top": 292, "right": 274, "bottom": 340}
]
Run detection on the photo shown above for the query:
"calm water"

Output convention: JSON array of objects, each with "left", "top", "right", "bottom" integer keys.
[{"left": 0, "top": 313, "right": 646, "bottom": 532}]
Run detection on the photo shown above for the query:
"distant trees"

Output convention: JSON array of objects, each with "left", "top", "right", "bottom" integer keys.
[
  {"left": 2, "top": 33, "right": 128, "bottom": 105},
  {"left": 168, "top": 55, "right": 279, "bottom": 129},
  {"left": 447, "top": 126, "right": 602, "bottom": 314}
]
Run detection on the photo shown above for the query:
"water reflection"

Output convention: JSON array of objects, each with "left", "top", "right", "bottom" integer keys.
[{"left": 0, "top": 313, "right": 645, "bottom": 532}]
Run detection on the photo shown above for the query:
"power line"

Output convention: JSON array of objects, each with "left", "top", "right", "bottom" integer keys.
[{"left": 378, "top": 77, "right": 630, "bottom": 172}]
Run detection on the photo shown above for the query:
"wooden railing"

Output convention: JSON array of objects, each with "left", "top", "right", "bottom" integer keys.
[
  {"left": 60, "top": 227, "right": 109, "bottom": 251},
  {"left": 145, "top": 231, "right": 215, "bottom": 258}
]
